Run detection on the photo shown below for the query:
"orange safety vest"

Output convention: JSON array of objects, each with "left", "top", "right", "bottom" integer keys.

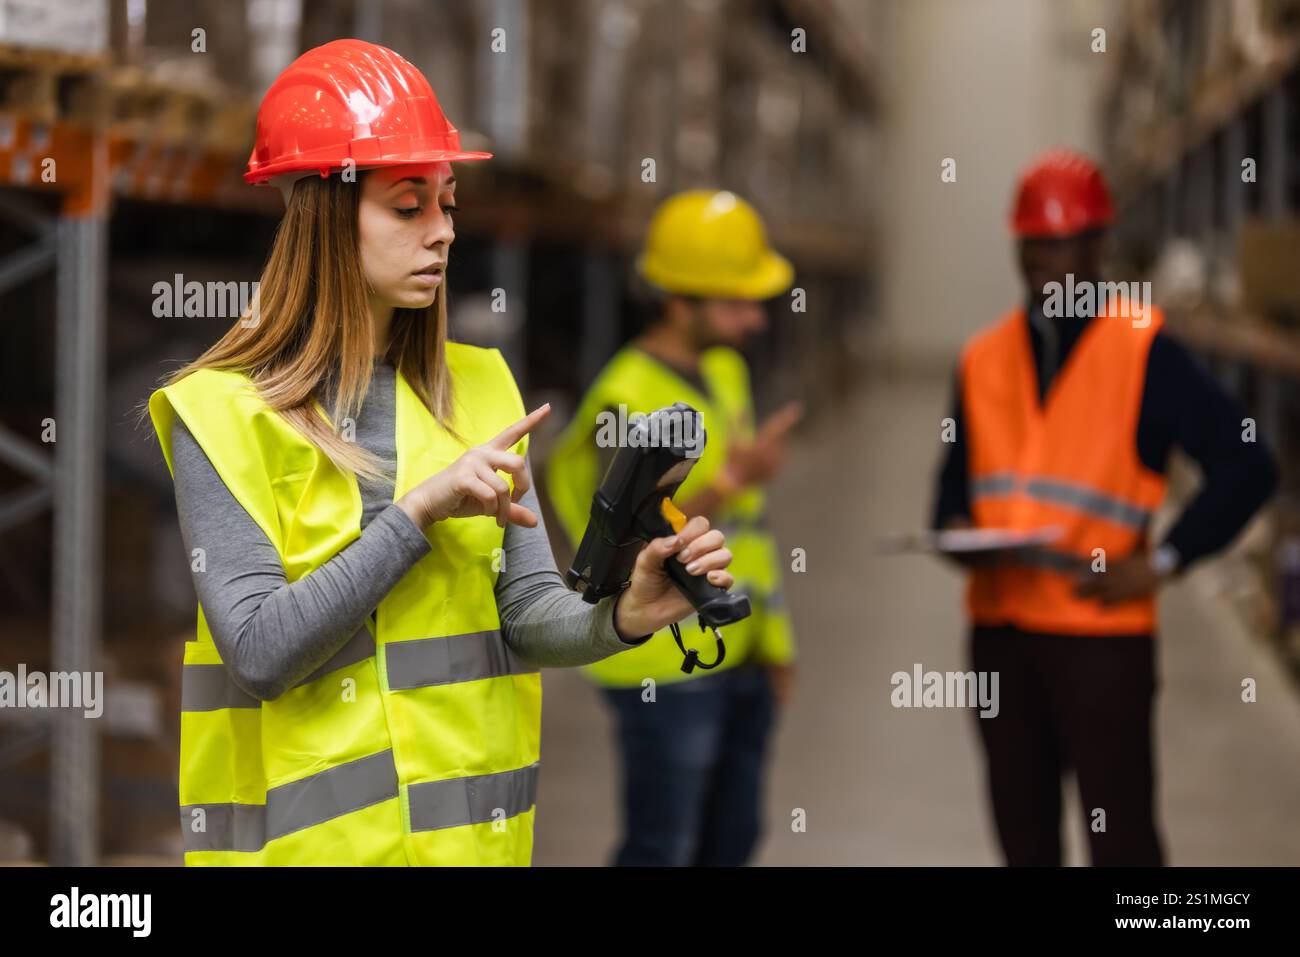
[{"left": 960, "top": 303, "right": 1167, "bottom": 635}]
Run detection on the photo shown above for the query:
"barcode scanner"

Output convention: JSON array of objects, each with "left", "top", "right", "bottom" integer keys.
[{"left": 564, "top": 402, "right": 751, "bottom": 673}]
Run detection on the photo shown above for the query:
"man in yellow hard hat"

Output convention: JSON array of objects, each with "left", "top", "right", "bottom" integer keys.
[{"left": 547, "top": 190, "right": 802, "bottom": 866}]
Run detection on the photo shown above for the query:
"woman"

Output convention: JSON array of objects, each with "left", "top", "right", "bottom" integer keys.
[{"left": 148, "top": 39, "right": 735, "bottom": 866}]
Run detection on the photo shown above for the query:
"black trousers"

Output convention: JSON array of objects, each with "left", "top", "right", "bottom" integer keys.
[{"left": 969, "top": 625, "right": 1164, "bottom": 866}]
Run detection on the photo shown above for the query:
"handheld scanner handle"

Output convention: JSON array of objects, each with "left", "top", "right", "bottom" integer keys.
[{"left": 658, "top": 497, "right": 752, "bottom": 628}]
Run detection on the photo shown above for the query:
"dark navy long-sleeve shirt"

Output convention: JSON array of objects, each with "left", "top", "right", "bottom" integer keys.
[{"left": 931, "top": 305, "right": 1279, "bottom": 575}]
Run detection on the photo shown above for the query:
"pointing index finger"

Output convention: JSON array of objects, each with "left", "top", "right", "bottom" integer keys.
[
  {"left": 490, "top": 403, "right": 551, "bottom": 450},
  {"left": 760, "top": 401, "right": 804, "bottom": 440}
]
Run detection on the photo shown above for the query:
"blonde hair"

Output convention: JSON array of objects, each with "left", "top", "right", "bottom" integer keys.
[{"left": 160, "top": 173, "right": 461, "bottom": 481}]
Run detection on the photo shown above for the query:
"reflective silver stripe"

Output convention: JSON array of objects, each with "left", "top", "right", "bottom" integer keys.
[
  {"left": 297, "top": 624, "right": 376, "bottom": 686},
  {"left": 264, "top": 749, "right": 397, "bottom": 841},
  {"left": 1022, "top": 477, "right": 1151, "bottom": 529},
  {"left": 180, "top": 748, "right": 399, "bottom": 853},
  {"left": 970, "top": 473, "right": 1151, "bottom": 529},
  {"left": 716, "top": 512, "right": 769, "bottom": 537},
  {"left": 732, "top": 579, "right": 783, "bottom": 614},
  {"left": 180, "top": 625, "right": 375, "bottom": 712},
  {"left": 179, "top": 803, "right": 266, "bottom": 853},
  {"left": 385, "top": 629, "right": 537, "bottom": 691},
  {"left": 408, "top": 762, "right": 539, "bottom": 833},
  {"left": 182, "top": 664, "right": 259, "bottom": 712},
  {"left": 971, "top": 472, "right": 1017, "bottom": 498}
]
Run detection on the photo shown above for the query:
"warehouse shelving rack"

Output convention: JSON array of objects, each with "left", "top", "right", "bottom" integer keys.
[
  {"left": 0, "top": 40, "right": 282, "bottom": 865},
  {"left": 0, "top": 45, "right": 111, "bottom": 867},
  {"left": 1103, "top": 4, "right": 1300, "bottom": 675},
  {"left": 0, "top": 0, "right": 882, "bottom": 864},
  {"left": 1109, "top": 30, "right": 1300, "bottom": 356}
]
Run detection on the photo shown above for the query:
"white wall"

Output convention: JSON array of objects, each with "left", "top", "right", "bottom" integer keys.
[{"left": 877, "top": 0, "right": 1120, "bottom": 369}]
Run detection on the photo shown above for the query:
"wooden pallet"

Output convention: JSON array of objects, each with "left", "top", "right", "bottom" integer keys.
[
  {"left": 0, "top": 42, "right": 108, "bottom": 74},
  {"left": 0, "top": 42, "right": 107, "bottom": 127},
  {"left": 0, "top": 46, "right": 257, "bottom": 148},
  {"left": 0, "top": 44, "right": 267, "bottom": 213},
  {"left": 105, "top": 66, "right": 244, "bottom": 152}
]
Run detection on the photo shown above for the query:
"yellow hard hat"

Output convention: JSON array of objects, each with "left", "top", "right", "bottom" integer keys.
[{"left": 636, "top": 190, "right": 794, "bottom": 300}]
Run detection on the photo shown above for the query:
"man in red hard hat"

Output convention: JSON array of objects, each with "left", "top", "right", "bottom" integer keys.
[{"left": 930, "top": 148, "right": 1278, "bottom": 866}]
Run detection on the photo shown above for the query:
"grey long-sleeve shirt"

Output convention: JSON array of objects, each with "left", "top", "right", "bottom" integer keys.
[{"left": 169, "top": 360, "right": 648, "bottom": 702}]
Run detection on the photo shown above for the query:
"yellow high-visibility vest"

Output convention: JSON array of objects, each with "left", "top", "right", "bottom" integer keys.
[
  {"left": 149, "top": 343, "right": 540, "bottom": 866},
  {"left": 546, "top": 345, "right": 794, "bottom": 688}
]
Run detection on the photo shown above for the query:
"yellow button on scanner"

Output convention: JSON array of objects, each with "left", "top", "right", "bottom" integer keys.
[{"left": 659, "top": 496, "right": 688, "bottom": 534}]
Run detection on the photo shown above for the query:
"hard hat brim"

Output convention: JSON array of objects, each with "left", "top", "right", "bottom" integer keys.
[
  {"left": 638, "top": 249, "right": 795, "bottom": 301},
  {"left": 246, "top": 150, "right": 494, "bottom": 185},
  {"left": 1009, "top": 217, "right": 1114, "bottom": 239}
]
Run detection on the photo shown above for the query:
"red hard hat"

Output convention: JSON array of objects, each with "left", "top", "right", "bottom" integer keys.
[
  {"left": 1009, "top": 149, "right": 1114, "bottom": 238},
  {"left": 245, "top": 39, "right": 491, "bottom": 186}
]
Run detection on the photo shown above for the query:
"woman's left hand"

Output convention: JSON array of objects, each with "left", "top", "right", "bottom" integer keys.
[{"left": 613, "top": 515, "right": 734, "bottom": 641}]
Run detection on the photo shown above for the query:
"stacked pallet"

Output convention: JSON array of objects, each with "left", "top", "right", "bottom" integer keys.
[{"left": 1103, "top": 0, "right": 1300, "bottom": 678}]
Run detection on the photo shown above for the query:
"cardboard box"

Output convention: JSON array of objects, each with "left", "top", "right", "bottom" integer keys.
[{"left": 1238, "top": 220, "right": 1300, "bottom": 324}]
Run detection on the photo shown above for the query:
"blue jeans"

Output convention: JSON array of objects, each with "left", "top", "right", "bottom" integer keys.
[{"left": 602, "top": 665, "right": 776, "bottom": 866}]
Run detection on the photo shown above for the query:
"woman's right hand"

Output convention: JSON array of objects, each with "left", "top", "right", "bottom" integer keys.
[{"left": 397, "top": 404, "right": 551, "bottom": 530}]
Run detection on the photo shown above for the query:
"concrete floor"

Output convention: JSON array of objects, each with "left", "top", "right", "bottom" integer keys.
[{"left": 533, "top": 370, "right": 1300, "bottom": 866}]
